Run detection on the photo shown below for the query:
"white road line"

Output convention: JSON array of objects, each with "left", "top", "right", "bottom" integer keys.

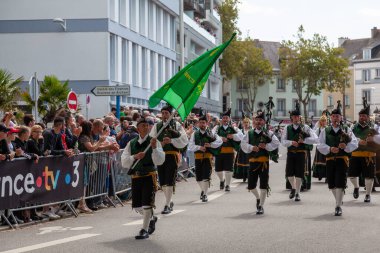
[
  {"left": 123, "top": 209, "right": 185, "bottom": 226},
  {"left": 193, "top": 181, "right": 242, "bottom": 204},
  {"left": 0, "top": 234, "right": 100, "bottom": 253}
]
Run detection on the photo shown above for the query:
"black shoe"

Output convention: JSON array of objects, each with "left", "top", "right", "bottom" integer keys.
[
  {"left": 200, "top": 191, "right": 204, "bottom": 200},
  {"left": 364, "top": 194, "right": 371, "bottom": 203},
  {"left": 169, "top": 201, "right": 174, "bottom": 211},
  {"left": 161, "top": 206, "right": 171, "bottom": 214},
  {"left": 135, "top": 229, "right": 149, "bottom": 240},
  {"left": 256, "top": 206, "right": 264, "bottom": 215},
  {"left": 220, "top": 180, "right": 225, "bottom": 190},
  {"left": 334, "top": 207, "right": 342, "bottom": 216},
  {"left": 148, "top": 216, "right": 158, "bottom": 235},
  {"left": 225, "top": 185, "right": 230, "bottom": 192},
  {"left": 202, "top": 195, "right": 208, "bottom": 202},
  {"left": 372, "top": 187, "right": 376, "bottom": 192},
  {"left": 243, "top": 178, "right": 247, "bottom": 183},
  {"left": 295, "top": 194, "right": 301, "bottom": 202},
  {"left": 289, "top": 189, "right": 296, "bottom": 199},
  {"left": 353, "top": 188, "right": 359, "bottom": 199},
  {"left": 256, "top": 199, "right": 260, "bottom": 209}
]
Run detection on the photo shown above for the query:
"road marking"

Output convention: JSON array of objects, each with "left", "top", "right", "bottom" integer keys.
[
  {"left": 123, "top": 209, "right": 185, "bottom": 226},
  {"left": 193, "top": 181, "right": 242, "bottom": 204},
  {"left": 37, "top": 226, "right": 93, "bottom": 235},
  {"left": 0, "top": 234, "right": 100, "bottom": 253}
]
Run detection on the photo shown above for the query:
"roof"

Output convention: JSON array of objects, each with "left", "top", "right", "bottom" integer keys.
[{"left": 254, "top": 40, "right": 282, "bottom": 69}]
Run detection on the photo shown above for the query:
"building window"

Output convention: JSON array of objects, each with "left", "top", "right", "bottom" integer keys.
[
  {"left": 308, "top": 99, "right": 317, "bottom": 116},
  {"left": 119, "top": 0, "right": 127, "bottom": 26},
  {"left": 236, "top": 78, "right": 249, "bottom": 91},
  {"left": 139, "top": 0, "right": 146, "bottom": 36},
  {"left": 328, "top": 95, "right": 333, "bottom": 107},
  {"left": 344, "top": 95, "right": 350, "bottom": 106},
  {"left": 363, "top": 49, "right": 371, "bottom": 60},
  {"left": 363, "top": 69, "right": 370, "bottom": 82},
  {"left": 121, "top": 39, "right": 128, "bottom": 83},
  {"left": 277, "top": 99, "right": 286, "bottom": 116},
  {"left": 130, "top": 0, "right": 137, "bottom": 31},
  {"left": 148, "top": 1, "right": 154, "bottom": 40},
  {"left": 237, "top": 98, "right": 249, "bottom": 112},
  {"left": 141, "top": 48, "right": 147, "bottom": 88},
  {"left": 376, "top": 69, "right": 380, "bottom": 78},
  {"left": 277, "top": 78, "right": 285, "bottom": 91},
  {"left": 132, "top": 43, "right": 137, "bottom": 85},
  {"left": 110, "top": 34, "right": 117, "bottom": 81},
  {"left": 362, "top": 89, "right": 371, "bottom": 104}
]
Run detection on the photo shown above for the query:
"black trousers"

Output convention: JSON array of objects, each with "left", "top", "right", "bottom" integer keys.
[
  {"left": 157, "top": 153, "right": 178, "bottom": 187},
  {"left": 215, "top": 153, "right": 234, "bottom": 172},
  {"left": 248, "top": 162, "right": 269, "bottom": 190},
  {"left": 285, "top": 151, "right": 306, "bottom": 178},
  {"left": 132, "top": 174, "right": 156, "bottom": 208},
  {"left": 326, "top": 158, "right": 347, "bottom": 189},
  {"left": 195, "top": 158, "right": 212, "bottom": 182},
  {"left": 348, "top": 156, "right": 376, "bottom": 179}
]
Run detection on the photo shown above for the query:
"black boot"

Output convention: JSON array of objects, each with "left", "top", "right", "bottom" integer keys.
[
  {"left": 135, "top": 229, "right": 149, "bottom": 239},
  {"left": 220, "top": 180, "right": 225, "bottom": 190},
  {"left": 294, "top": 193, "right": 301, "bottom": 202},
  {"left": 161, "top": 206, "right": 171, "bottom": 214},
  {"left": 289, "top": 189, "right": 296, "bottom": 199},
  {"left": 148, "top": 216, "right": 158, "bottom": 235},
  {"left": 256, "top": 199, "right": 260, "bottom": 209},
  {"left": 169, "top": 201, "right": 174, "bottom": 211},
  {"left": 256, "top": 206, "right": 264, "bottom": 215},
  {"left": 364, "top": 194, "right": 371, "bottom": 203},
  {"left": 334, "top": 207, "right": 342, "bottom": 216},
  {"left": 225, "top": 185, "right": 230, "bottom": 192},
  {"left": 200, "top": 191, "right": 204, "bottom": 200},
  {"left": 202, "top": 195, "right": 208, "bottom": 202},
  {"left": 353, "top": 188, "right": 359, "bottom": 199}
]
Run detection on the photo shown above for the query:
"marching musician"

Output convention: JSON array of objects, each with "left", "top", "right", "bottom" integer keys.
[
  {"left": 188, "top": 113, "right": 223, "bottom": 202},
  {"left": 349, "top": 103, "right": 379, "bottom": 203},
  {"left": 212, "top": 108, "right": 243, "bottom": 192},
  {"left": 241, "top": 111, "right": 279, "bottom": 215},
  {"left": 150, "top": 105, "right": 188, "bottom": 214},
  {"left": 281, "top": 105, "right": 318, "bottom": 202},
  {"left": 317, "top": 105, "right": 358, "bottom": 216},
  {"left": 121, "top": 118, "right": 165, "bottom": 239}
]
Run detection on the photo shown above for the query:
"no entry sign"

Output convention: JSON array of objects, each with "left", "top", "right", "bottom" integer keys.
[{"left": 67, "top": 91, "right": 78, "bottom": 113}]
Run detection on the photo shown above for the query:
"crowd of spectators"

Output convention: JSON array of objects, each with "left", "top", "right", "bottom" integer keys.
[{"left": 0, "top": 106, "right": 220, "bottom": 226}]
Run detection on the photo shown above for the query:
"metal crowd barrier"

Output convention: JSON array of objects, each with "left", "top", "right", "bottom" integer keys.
[
  {"left": 177, "top": 150, "right": 196, "bottom": 181},
  {"left": 109, "top": 149, "right": 132, "bottom": 205}
]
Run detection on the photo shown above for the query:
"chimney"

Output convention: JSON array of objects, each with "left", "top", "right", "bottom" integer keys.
[
  {"left": 371, "top": 27, "right": 379, "bottom": 38},
  {"left": 338, "top": 37, "right": 349, "bottom": 47}
]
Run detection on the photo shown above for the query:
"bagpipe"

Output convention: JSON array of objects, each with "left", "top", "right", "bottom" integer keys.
[
  {"left": 160, "top": 119, "right": 181, "bottom": 139},
  {"left": 198, "top": 128, "right": 221, "bottom": 156}
]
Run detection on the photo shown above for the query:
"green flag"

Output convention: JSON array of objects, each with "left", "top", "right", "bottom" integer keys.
[{"left": 149, "top": 33, "right": 236, "bottom": 120}]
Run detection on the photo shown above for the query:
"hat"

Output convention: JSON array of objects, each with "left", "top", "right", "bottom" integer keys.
[
  {"left": 0, "top": 124, "right": 10, "bottom": 133},
  {"left": 359, "top": 105, "right": 370, "bottom": 115},
  {"left": 136, "top": 118, "right": 149, "bottom": 126},
  {"left": 199, "top": 114, "right": 207, "bottom": 121},
  {"left": 161, "top": 104, "right": 173, "bottom": 113},
  {"left": 7, "top": 127, "right": 20, "bottom": 134},
  {"left": 290, "top": 100, "right": 301, "bottom": 116},
  {"left": 222, "top": 108, "right": 231, "bottom": 117},
  {"left": 255, "top": 110, "right": 266, "bottom": 121},
  {"left": 331, "top": 100, "right": 342, "bottom": 115}
]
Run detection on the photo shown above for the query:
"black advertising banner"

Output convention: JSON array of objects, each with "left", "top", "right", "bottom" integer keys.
[{"left": 0, "top": 154, "right": 84, "bottom": 210}]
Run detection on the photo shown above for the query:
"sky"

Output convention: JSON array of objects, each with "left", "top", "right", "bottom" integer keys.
[{"left": 237, "top": 0, "right": 380, "bottom": 46}]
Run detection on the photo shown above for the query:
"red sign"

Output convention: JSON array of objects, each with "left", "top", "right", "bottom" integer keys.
[{"left": 67, "top": 91, "right": 78, "bottom": 113}]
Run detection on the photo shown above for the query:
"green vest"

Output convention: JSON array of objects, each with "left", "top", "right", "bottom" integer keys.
[
  {"left": 286, "top": 125, "right": 313, "bottom": 151},
  {"left": 130, "top": 136, "right": 155, "bottom": 174},
  {"left": 248, "top": 129, "right": 269, "bottom": 157},
  {"left": 194, "top": 129, "right": 220, "bottom": 156},
  {"left": 352, "top": 122, "right": 373, "bottom": 152},
  {"left": 217, "top": 125, "right": 240, "bottom": 151},
  {"left": 156, "top": 121, "right": 180, "bottom": 152},
  {"left": 325, "top": 126, "right": 350, "bottom": 158}
]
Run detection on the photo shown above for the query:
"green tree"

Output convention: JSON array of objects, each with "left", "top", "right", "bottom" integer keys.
[
  {"left": 279, "top": 26, "right": 349, "bottom": 120},
  {"left": 22, "top": 75, "right": 70, "bottom": 123},
  {"left": 238, "top": 39, "right": 273, "bottom": 113},
  {"left": 219, "top": 0, "right": 244, "bottom": 80},
  {"left": 0, "top": 69, "right": 23, "bottom": 112}
]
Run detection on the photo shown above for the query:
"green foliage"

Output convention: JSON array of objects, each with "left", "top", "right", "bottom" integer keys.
[
  {"left": 279, "top": 26, "right": 350, "bottom": 120},
  {"left": 21, "top": 75, "right": 70, "bottom": 123},
  {"left": 238, "top": 38, "right": 273, "bottom": 112},
  {"left": 219, "top": 0, "right": 243, "bottom": 80},
  {"left": 0, "top": 69, "right": 23, "bottom": 111}
]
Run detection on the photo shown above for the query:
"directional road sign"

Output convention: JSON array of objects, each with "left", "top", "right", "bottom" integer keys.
[{"left": 91, "top": 85, "right": 130, "bottom": 96}]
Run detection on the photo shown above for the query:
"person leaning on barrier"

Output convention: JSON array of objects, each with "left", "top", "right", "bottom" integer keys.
[
  {"left": 26, "top": 125, "right": 46, "bottom": 157},
  {"left": 43, "top": 117, "right": 74, "bottom": 157},
  {"left": 13, "top": 126, "right": 38, "bottom": 161},
  {"left": 121, "top": 117, "right": 165, "bottom": 240},
  {"left": 0, "top": 124, "right": 12, "bottom": 161}
]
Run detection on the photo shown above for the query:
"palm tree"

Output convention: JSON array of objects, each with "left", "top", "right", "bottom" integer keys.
[
  {"left": 0, "top": 69, "right": 23, "bottom": 112},
  {"left": 22, "top": 75, "right": 70, "bottom": 123}
]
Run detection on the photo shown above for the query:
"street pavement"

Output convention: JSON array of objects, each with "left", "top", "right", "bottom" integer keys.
[{"left": 1, "top": 146, "right": 380, "bottom": 253}]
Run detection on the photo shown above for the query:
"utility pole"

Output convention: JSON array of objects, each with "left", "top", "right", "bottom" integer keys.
[{"left": 179, "top": 0, "right": 184, "bottom": 69}]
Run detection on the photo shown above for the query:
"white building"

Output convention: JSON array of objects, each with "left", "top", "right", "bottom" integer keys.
[{"left": 0, "top": 0, "right": 223, "bottom": 119}]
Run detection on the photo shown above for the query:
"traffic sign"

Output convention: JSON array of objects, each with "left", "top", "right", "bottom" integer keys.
[
  {"left": 67, "top": 91, "right": 78, "bottom": 113},
  {"left": 91, "top": 85, "right": 130, "bottom": 96}
]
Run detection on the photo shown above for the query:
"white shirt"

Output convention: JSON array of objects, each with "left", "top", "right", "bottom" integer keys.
[
  {"left": 188, "top": 129, "right": 223, "bottom": 152},
  {"left": 241, "top": 129, "right": 280, "bottom": 154},
  {"left": 149, "top": 120, "right": 188, "bottom": 149},
  {"left": 212, "top": 125, "right": 244, "bottom": 142},
  {"left": 281, "top": 124, "right": 318, "bottom": 147},
  {"left": 317, "top": 126, "right": 358, "bottom": 155}
]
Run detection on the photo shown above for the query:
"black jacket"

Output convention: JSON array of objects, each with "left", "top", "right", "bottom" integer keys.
[
  {"left": 26, "top": 138, "right": 45, "bottom": 156},
  {"left": 43, "top": 129, "right": 65, "bottom": 156}
]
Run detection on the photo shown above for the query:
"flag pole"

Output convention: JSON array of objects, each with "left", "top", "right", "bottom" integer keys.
[{"left": 128, "top": 102, "right": 184, "bottom": 173}]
